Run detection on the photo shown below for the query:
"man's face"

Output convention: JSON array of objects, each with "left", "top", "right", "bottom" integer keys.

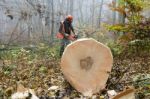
[
  {"left": 69, "top": 19, "right": 73, "bottom": 23},
  {"left": 70, "top": 19, "right": 73, "bottom": 23}
]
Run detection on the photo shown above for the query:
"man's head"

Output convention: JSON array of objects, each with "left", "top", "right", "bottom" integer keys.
[{"left": 66, "top": 15, "right": 73, "bottom": 23}]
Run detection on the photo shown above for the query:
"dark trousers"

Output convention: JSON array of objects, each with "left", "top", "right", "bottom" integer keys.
[{"left": 60, "top": 38, "right": 70, "bottom": 56}]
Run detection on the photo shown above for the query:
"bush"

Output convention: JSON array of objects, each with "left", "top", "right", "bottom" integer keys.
[
  {"left": 108, "top": 0, "right": 150, "bottom": 54},
  {"left": 107, "top": 42, "right": 124, "bottom": 56}
]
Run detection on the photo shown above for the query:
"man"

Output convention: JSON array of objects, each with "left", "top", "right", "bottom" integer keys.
[{"left": 59, "top": 15, "right": 77, "bottom": 56}]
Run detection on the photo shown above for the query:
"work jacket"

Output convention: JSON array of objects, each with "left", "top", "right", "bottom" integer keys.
[{"left": 59, "top": 19, "right": 75, "bottom": 35}]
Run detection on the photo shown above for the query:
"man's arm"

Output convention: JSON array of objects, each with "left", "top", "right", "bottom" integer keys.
[
  {"left": 70, "top": 24, "right": 78, "bottom": 39},
  {"left": 70, "top": 24, "right": 75, "bottom": 34}
]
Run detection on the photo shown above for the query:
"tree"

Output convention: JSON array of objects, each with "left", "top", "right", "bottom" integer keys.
[
  {"left": 91, "top": 0, "right": 95, "bottom": 29},
  {"left": 69, "top": 0, "right": 74, "bottom": 15},
  {"left": 118, "top": 0, "right": 125, "bottom": 24},
  {"left": 50, "top": 0, "right": 54, "bottom": 42},
  {"left": 97, "top": 0, "right": 104, "bottom": 28},
  {"left": 108, "top": 0, "right": 150, "bottom": 53},
  {"left": 112, "top": 0, "right": 116, "bottom": 25}
]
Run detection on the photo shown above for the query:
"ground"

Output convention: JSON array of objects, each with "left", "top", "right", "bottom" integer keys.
[{"left": 0, "top": 46, "right": 150, "bottom": 99}]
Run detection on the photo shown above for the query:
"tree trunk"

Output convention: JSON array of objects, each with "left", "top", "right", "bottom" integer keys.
[
  {"left": 112, "top": 0, "right": 116, "bottom": 25},
  {"left": 51, "top": 0, "right": 54, "bottom": 42},
  {"left": 69, "top": 0, "right": 74, "bottom": 15},
  {"left": 92, "top": 0, "right": 95, "bottom": 29},
  {"left": 118, "top": 0, "right": 125, "bottom": 24},
  {"left": 97, "top": 0, "right": 104, "bottom": 28}
]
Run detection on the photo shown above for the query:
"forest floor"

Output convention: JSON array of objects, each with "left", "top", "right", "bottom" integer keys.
[{"left": 0, "top": 46, "right": 150, "bottom": 99}]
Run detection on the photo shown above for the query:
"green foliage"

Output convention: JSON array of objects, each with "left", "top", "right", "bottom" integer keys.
[
  {"left": 110, "top": 0, "right": 144, "bottom": 23},
  {"left": 133, "top": 74, "right": 150, "bottom": 98},
  {"left": 36, "top": 43, "right": 60, "bottom": 59},
  {"left": 0, "top": 44, "right": 60, "bottom": 76},
  {"left": 3, "top": 64, "right": 17, "bottom": 76},
  {"left": 108, "top": 0, "right": 150, "bottom": 54},
  {"left": 126, "top": 19, "right": 150, "bottom": 53},
  {"left": 0, "top": 44, "right": 60, "bottom": 60},
  {"left": 0, "top": 44, "right": 62, "bottom": 98},
  {"left": 108, "top": 24, "right": 126, "bottom": 33},
  {"left": 39, "top": 66, "right": 48, "bottom": 73},
  {"left": 107, "top": 42, "right": 124, "bottom": 56},
  {"left": 125, "top": 0, "right": 144, "bottom": 12},
  {"left": 0, "top": 48, "right": 20, "bottom": 60}
]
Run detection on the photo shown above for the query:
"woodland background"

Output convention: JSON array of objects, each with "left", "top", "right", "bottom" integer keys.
[{"left": 0, "top": 0, "right": 150, "bottom": 98}]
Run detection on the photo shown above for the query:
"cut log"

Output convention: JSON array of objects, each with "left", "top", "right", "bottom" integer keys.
[{"left": 61, "top": 38, "right": 113, "bottom": 96}]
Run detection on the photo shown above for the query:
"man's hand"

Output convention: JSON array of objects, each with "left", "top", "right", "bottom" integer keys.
[
  {"left": 64, "top": 33, "right": 69, "bottom": 38},
  {"left": 74, "top": 34, "right": 78, "bottom": 39}
]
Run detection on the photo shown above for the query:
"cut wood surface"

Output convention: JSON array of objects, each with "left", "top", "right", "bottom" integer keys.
[{"left": 61, "top": 38, "right": 113, "bottom": 96}]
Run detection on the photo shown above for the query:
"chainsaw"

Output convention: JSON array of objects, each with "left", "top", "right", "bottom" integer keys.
[{"left": 56, "top": 32, "right": 78, "bottom": 41}]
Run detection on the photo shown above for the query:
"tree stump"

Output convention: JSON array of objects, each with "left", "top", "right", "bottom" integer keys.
[{"left": 61, "top": 38, "right": 113, "bottom": 96}]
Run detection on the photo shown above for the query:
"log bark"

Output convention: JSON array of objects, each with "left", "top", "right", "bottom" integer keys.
[{"left": 113, "top": 88, "right": 135, "bottom": 99}]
